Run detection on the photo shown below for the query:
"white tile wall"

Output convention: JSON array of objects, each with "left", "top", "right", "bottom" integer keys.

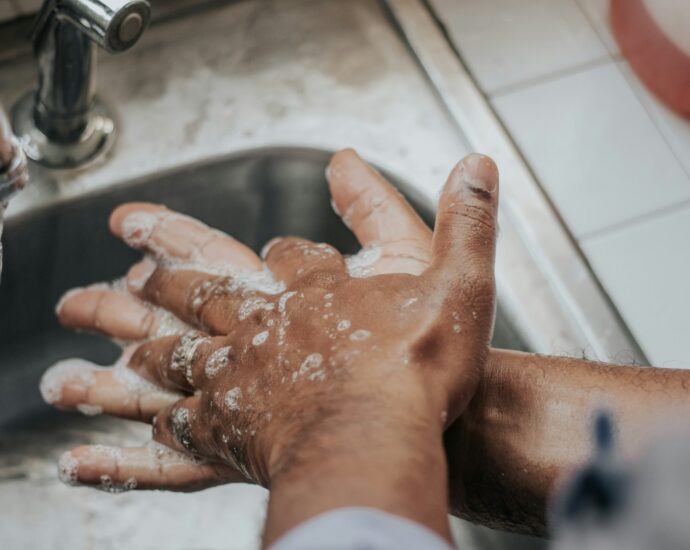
[
  {"left": 575, "top": 0, "right": 619, "bottom": 54},
  {"left": 492, "top": 62, "right": 690, "bottom": 239},
  {"left": 428, "top": 0, "right": 608, "bottom": 94},
  {"left": 583, "top": 205, "right": 690, "bottom": 368},
  {"left": 433, "top": 0, "right": 690, "bottom": 366},
  {"left": 619, "top": 59, "right": 690, "bottom": 178}
]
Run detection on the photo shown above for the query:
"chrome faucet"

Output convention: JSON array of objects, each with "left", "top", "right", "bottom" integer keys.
[
  {"left": 12, "top": 0, "right": 151, "bottom": 169},
  {"left": 0, "top": 102, "right": 29, "bottom": 279}
]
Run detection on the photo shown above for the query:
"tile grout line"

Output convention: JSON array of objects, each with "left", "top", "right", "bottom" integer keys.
[
  {"left": 417, "top": 0, "right": 684, "bottom": 363},
  {"left": 613, "top": 60, "right": 690, "bottom": 182},
  {"left": 488, "top": 54, "right": 617, "bottom": 99},
  {"left": 415, "top": 0, "right": 642, "bottom": 351},
  {"left": 580, "top": 196, "right": 690, "bottom": 243},
  {"left": 481, "top": 0, "right": 690, "bottom": 250},
  {"left": 573, "top": 0, "right": 619, "bottom": 56},
  {"left": 575, "top": 0, "right": 690, "bottom": 183},
  {"left": 421, "top": 0, "right": 690, "bottom": 256}
]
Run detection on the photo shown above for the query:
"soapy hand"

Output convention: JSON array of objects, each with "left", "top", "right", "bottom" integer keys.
[{"left": 42, "top": 149, "right": 499, "bottom": 492}]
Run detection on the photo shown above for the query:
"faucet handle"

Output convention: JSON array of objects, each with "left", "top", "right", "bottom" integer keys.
[{"left": 39, "top": 0, "right": 151, "bottom": 53}]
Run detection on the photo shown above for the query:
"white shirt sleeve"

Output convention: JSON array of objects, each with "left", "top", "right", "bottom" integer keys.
[{"left": 268, "top": 507, "right": 456, "bottom": 550}]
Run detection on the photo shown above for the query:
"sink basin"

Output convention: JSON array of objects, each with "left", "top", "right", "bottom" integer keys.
[
  {"left": 0, "top": 147, "right": 527, "bottom": 428},
  {"left": 0, "top": 148, "right": 531, "bottom": 549}
]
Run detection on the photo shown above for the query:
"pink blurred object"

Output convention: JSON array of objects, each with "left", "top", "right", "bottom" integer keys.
[{"left": 611, "top": 0, "right": 690, "bottom": 117}]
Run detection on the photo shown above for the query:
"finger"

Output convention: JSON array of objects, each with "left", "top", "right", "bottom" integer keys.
[
  {"left": 327, "top": 148, "right": 430, "bottom": 246},
  {"left": 155, "top": 394, "right": 255, "bottom": 481},
  {"left": 110, "top": 203, "right": 262, "bottom": 271},
  {"left": 153, "top": 395, "right": 215, "bottom": 458},
  {"left": 426, "top": 154, "right": 499, "bottom": 282},
  {"left": 128, "top": 333, "right": 233, "bottom": 392},
  {"left": 133, "top": 265, "right": 276, "bottom": 334},
  {"left": 40, "top": 356, "right": 182, "bottom": 422},
  {"left": 263, "top": 237, "right": 346, "bottom": 286},
  {"left": 56, "top": 284, "right": 190, "bottom": 342},
  {"left": 327, "top": 148, "right": 432, "bottom": 275},
  {"left": 59, "top": 443, "right": 243, "bottom": 491}
]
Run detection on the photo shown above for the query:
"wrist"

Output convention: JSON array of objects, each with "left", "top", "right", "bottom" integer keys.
[
  {"left": 264, "top": 407, "right": 451, "bottom": 547},
  {"left": 263, "top": 370, "right": 448, "bottom": 485},
  {"left": 444, "top": 349, "right": 502, "bottom": 518},
  {"left": 258, "top": 363, "right": 456, "bottom": 547}
]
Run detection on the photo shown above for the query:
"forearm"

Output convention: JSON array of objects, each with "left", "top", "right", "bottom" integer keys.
[
  {"left": 263, "top": 390, "right": 452, "bottom": 548},
  {"left": 447, "top": 349, "right": 690, "bottom": 535}
]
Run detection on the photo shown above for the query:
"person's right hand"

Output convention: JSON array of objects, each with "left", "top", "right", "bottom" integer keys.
[{"left": 42, "top": 149, "right": 496, "bottom": 493}]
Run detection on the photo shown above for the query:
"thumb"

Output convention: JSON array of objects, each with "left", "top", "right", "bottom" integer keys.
[{"left": 427, "top": 154, "right": 499, "bottom": 282}]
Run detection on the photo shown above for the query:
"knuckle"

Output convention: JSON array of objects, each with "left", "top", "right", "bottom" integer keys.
[
  {"left": 92, "top": 290, "right": 109, "bottom": 325},
  {"left": 294, "top": 267, "right": 346, "bottom": 289},
  {"left": 239, "top": 302, "right": 275, "bottom": 326},
  {"left": 170, "top": 331, "right": 209, "bottom": 387},
  {"left": 169, "top": 403, "right": 197, "bottom": 454},
  {"left": 460, "top": 203, "right": 496, "bottom": 235},
  {"left": 198, "top": 233, "right": 221, "bottom": 255},
  {"left": 461, "top": 269, "right": 495, "bottom": 299},
  {"left": 354, "top": 187, "right": 388, "bottom": 223},
  {"left": 267, "top": 238, "right": 342, "bottom": 278},
  {"left": 266, "top": 237, "right": 304, "bottom": 263},
  {"left": 294, "top": 241, "right": 338, "bottom": 262},
  {"left": 380, "top": 239, "right": 432, "bottom": 267},
  {"left": 140, "top": 310, "right": 157, "bottom": 337},
  {"left": 141, "top": 268, "right": 165, "bottom": 299},
  {"left": 188, "top": 277, "right": 226, "bottom": 324},
  {"left": 151, "top": 412, "right": 163, "bottom": 438}
]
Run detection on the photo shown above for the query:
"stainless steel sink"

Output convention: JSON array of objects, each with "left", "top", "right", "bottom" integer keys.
[
  {"left": 0, "top": 0, "right": 566, "bottom": 547},
  {"left": 0, "top": 147, "right": 527, "bottom": 428},
  {"left": 0, "top": 147, "right": 536, "bottom": 550}
]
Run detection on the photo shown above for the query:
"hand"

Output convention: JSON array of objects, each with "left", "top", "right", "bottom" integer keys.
[{"left": 43, "top": 150, "right": 498, "bottom": 499}]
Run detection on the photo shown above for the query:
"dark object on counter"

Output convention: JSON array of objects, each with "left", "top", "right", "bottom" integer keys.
[{"left": 552, "top": 411, "right": 690, "bottom": 550}]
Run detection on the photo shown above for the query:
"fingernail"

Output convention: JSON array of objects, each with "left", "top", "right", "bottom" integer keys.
[
  {"left": 460, "top": 154, "right": 498, "bottom": 195},
  {"left": 55, "top": 286, "right": 84, "bottom": 316},
  {"left": 128, "top": 257, "right": 157, "bottom": 291},
  {"left": 55, "top": 283, "right": 112, "bottom": 317},
  {"left": 326, "top": 162, "right": 345, "bottom": 184},
  {"left": 76, "top": 404, "right": 103, "bottom": 416},
  {"left": 260, "top": 237, "right": 282, "bottom": 260},
  {"left": 121, "top": 211, "right": 158, "bottom": 247},
  {"left": 58, "top": 451, "right": 81, "bottom": 486},
  {"left": 40, "top": 358, "right": 98, "bottom": 405}
]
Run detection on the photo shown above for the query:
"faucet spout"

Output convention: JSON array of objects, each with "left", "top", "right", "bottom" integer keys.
[
  {"left": 12, "top": 0, "right": 151, "bottom": 168},
  {"left": 34, "top": 0, "right": 151, "bottom": 55}
]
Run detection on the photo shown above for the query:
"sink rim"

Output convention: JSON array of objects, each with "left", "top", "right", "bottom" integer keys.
[{"left": 4, "top": 145, "right": 438, "bottom": 229}]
